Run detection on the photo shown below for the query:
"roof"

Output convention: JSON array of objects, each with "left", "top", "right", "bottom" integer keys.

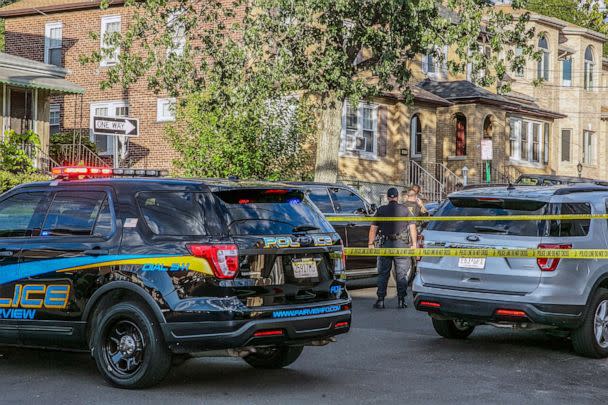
[
  {"left": 449, "top": 184, "right": 608, "bottom": 201},
  {"left": 0, "top": 0, "right": 124, "bottom": 17},
  {"left": 418, "top": 79, "right": 565, "bottom": 119},
  {"left": 0, "top": 52, "right": 83, "bottom": 94},
  {"left": 381, "top": 80, "right": 452, "bottom": 106}
]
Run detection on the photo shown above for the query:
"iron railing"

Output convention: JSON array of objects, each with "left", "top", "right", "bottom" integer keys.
[
  {"left": 406, "top": 160, "right": 444, "bottom": 202},
  {"left": 477, "top": 162, "right": 522, "bottom": 184},
  {"left": 19, "top": 143, "right": 59, "bottom": 174},
  {"left": 55, "top": 144, "right": 108, "bottom": 168}
]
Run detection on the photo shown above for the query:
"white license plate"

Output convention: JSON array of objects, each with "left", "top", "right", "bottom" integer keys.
[
  {"left": 458, "top": 257, "right": 486, "bottom": 269},
  {"left": 292, "top": 259, "right": 318, "bottom": 278}
]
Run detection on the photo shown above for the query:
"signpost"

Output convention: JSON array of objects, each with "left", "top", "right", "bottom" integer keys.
[
  {"left": 481, "top": 139, "right": 493, "bottom": 184},
  {"left": 92, "top": 116, "right": 139, "bottom": 137}
]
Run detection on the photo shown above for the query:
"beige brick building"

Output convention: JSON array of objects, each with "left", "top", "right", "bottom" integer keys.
[{"left": 1, "top": 1, "right": 606, "bottom": 196}]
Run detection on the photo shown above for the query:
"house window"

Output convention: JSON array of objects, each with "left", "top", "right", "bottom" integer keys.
[
  {"left": 584, "top": 46, "right": 594, "bottom": 90},
  {"left": 100, "top": 15, "right": 121, "bottom": 67},
  {"left": 157, "top": 98, "right": 176, "bottom": 122},
  {"left": 561, "top": 129, "right": 571, "bottom": 162},
  {"left": 90, "top": 101, "right": 128, "bottom": 155},
  {"left": 509, "top": 117, "right": 548, "bottom": 165},
  {"left": 50, "top": 103, "right": 60, "bottom": 134},
  {"left": 455, "top": 114, "right": 466, "bottom": 156},
  {"left": 44, "top": 22, "right": 62, "bottom": 67},
  {"left": 411, "top": 114, "right": 422, "bottom": 158},
  {"left": 340, "top": 102, "right": 377, "bottom": 158},
  {"left": 537, "top": 35, "right": 549, "bottom": 81},
  {"left": 562, "top": 58, "right": 572, "bottom": 86},
  {"left": 167, "top": 12, "right": 186, "bottom": 56},
  {"left": 514, "top": 47, "right": 524, "bottom": 77},
  {"left": 582, "top": 130, "right": 595, "bottom": 164},
  {"left": 422, "top": 46, "right": 448, "bottom": 79}
]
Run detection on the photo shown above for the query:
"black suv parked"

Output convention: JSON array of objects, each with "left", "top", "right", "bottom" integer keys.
[
  {"left": 289, "top": 183, "right": 378, "bottom": 280},
  {"left": 0, "top": 168, "right": 351, "bottom": 388}
]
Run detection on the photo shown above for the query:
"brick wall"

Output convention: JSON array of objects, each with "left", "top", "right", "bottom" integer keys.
[{"left": 3, "top": 3, "right": 242, "bottom": 171}]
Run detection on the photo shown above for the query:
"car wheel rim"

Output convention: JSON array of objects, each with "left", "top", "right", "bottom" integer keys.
[
  {"left": 594, "top": 300, "right": 608, "bottom": 349},
  {"left": 103, "top": 319, "right": 145, "bottom": 377}
]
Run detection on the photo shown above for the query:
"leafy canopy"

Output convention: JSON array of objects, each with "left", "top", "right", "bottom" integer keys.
[{"left": 89, "top": 0, "right": 537, "bottom": 101}]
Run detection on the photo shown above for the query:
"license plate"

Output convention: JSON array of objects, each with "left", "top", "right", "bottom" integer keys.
[
  {"left": 292, "top": 259, "right": 318, "bottom": 278},
  {"left": 458, "top": 257, "right": 486, "bottom": 269}
]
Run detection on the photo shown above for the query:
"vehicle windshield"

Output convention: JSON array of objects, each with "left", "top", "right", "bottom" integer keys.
[
  {"left": 428, "top": 197, "right": 591, "bottom": 237},
  {"left": 214, "top": 189, "right": 334, "bottom": 235}
]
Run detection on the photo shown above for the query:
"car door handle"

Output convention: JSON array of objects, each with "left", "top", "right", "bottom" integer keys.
[
  {"left": 84, "top": 249, "right": 109, "bottom": 256},
  {"left": 0, "top": 250, "right": 14, "bottom": 257}
]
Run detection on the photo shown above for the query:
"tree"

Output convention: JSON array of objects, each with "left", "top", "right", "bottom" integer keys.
[
  {"left": 527, "top": 0, "right": 608, "bottom": 56},
  {"left": 165, "top": 44, "right": 318, "bottom": 180},
  {"left": 87, "top": 0, "right": 536, "bottom": 182}
]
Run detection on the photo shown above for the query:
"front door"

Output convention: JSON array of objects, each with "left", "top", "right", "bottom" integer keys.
[
  {"left": 18, "top": 187, "right": 120, "bottom": 347},
  {"left": 0, "top": 190, "right": 49, "bottom": 344}
]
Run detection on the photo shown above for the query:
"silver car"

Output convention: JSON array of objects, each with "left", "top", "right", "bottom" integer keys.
[{"left": 413, "top": 184, "right": 608, "bottom": 358}]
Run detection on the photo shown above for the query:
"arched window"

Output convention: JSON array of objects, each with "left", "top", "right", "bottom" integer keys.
[
  {"left": 537, "top": 35, "right": 549, "bottom": 80},
  {"left": 584, "top": 46, "right": 595, "bottom": 90},
  {"left": 455, "top": 114, "right": 467, "bottom": 156},
  {"left": 411, "top": 114, "right": 422, "bottom": 158}
]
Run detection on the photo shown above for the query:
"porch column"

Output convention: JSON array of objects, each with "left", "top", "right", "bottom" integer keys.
[
  {"left": 1, "top": 84, "right": 6, "bottom": 141},
  {"left": 32, "top": 88, "right": 38, "bottom": 133}
]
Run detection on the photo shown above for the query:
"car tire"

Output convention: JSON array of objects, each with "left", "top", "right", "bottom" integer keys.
[
  {"left": 243, "top": 346, "right": 304, "bottom": 369},
  {"left": 572, "top": 288, "right": 608, "bottom": 358},
  {"left": 431, "top": 318, "right": 475, "bottom": 339},
  {"left": 91, "top": 300, "right": 172, "bottom": 389}
]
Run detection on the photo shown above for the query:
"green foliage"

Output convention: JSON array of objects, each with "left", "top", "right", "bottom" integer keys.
[
  {"left": 527, "top": 0, "right": 608, "bottom": 56},
  {"left": 0, "top": 170, "right": 49, "bottom": 194},
  {"left": 49, "top": 132, "right": 97, "bottom": 164},
  {"left": 0, "top": 130, "right": 41, "bottom": 174},
  {"left": 166, "top": 44, "right": 317, "bottom": 180}
]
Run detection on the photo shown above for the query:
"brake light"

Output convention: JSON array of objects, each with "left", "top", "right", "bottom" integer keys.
[
  {"left": 263, "top": 189, "right": 289, "bottom": 195},
  {"left": 495, "top": 309, "right": 527, "bottom": 317},
  {"left": 253, "top": 329, "right": 284, "bottom": 337},
  {"left": 187, "top": 244, "right": 239, "bottom": 279},
  {"left": 537, "top": 244, "right": 572, "bottom": 272},
  {"left": 419, "top": 301, "right": 441, "bottom": 308}
]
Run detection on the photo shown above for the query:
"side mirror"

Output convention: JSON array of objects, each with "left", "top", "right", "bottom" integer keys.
[
  {"left": 367, "top": 204, "right": 377, "bottom": 216},
  {"left": 354, "top": 207, "right": 366, "bottom": 215}
]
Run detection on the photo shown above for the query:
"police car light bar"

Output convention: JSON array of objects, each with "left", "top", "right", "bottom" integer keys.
[{"left": 52, "top": 166, "right": 168, "bottom": 179}]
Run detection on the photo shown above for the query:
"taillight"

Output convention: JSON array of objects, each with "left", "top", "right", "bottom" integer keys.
[
  {"left": 495, "top": 309, "right": 527, "bottom": 318},
  {"left": 187, "top": 244, "right": 239, "bottom": 279},
  {"left": 536, "top": 244, "right": 571, "bottom": 272}
]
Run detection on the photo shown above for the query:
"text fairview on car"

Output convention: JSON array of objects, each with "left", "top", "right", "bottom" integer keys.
[{"left": 0, "top": 166, "right": 351, "bottom": 388}]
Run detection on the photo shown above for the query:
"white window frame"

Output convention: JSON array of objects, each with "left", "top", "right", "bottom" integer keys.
[
  {"left": 167, "top": 11, "right": 186, "bottom": 56},
  {"left": 340, "top": 101, "right": 378, "bottom": 160},
  {"left": 509, "top": 117, "right": 547, "bottom": 166},
  {"left": 156, "top": 98, "right": 176, "bottom": 122},
  {"left": 90, "top": 100, "right": 128, "bottom": 156},
  {"left": 582, "top": 130, "right": 596, "bottom": 165},
  {"left": 513, "top": 47, "right": 525, "bottom": 78},
  {"left": 44, "top": 22, "right": 62, "bottom": 66},
  {"left": 422, "top": 46, "right": 448, "bottom": 80},
  {"left": 100, "top": 15, "right": 121, "bottom": 67},
  {"left": 411, "top": 114, "right": 422, "bottom": 158},
  {"left": 49, "top": 103, "right": 60, "bottom": 133}
]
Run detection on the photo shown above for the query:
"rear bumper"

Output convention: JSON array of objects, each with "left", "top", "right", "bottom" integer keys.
[
  {"left": 413, "top": 293, "right": 585, "bottom": 329},
  {"left": 162, "top": 305, "right": 352, "bottom": 353}
]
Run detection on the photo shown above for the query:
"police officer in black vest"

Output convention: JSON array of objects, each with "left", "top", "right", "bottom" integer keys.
[{"left": 368, "top": 188, "right": 417, "bottom": 309}]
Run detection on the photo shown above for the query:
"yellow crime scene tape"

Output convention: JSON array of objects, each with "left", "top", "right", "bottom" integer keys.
[
  {"left": 328, "top": 214, "right": 608, "bottom": 222},
  {"left": 344, "top": 247, "right": 608, "bottom": 259},
  {"left": 334, "top": 213, "right": 608, "bottom": 258}
]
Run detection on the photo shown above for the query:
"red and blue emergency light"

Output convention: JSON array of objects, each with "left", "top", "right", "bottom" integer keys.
[{"left": 51, "top": 166, "right": 168, "bottom": 179}]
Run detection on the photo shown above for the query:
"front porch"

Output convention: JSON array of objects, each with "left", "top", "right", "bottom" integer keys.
[{"left": 0, "top": 53, "right": 84, "bottom": 172}]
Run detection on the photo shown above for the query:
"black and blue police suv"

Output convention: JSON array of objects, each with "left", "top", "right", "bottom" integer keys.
[{"left": 0, "top": 167, "right": 351, "bottom": 388}]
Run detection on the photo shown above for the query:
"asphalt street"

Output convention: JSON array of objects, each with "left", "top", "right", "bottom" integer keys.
[{"left": 0, "top": 285, "right": 606, "bottom": 404}]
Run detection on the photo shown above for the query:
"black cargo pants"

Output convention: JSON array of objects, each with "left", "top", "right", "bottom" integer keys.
[{"left": 376, "top": 239, "right": 412, "bottom": 300}]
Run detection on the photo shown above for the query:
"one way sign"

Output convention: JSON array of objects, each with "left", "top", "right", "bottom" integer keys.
[{"left": 93, "top": 116, "right": 139, "bottom": 137}]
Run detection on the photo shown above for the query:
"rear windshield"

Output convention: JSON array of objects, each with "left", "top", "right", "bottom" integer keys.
[
  {"left": 428, "top": 197, "right": 591, "bottom": 237},
  {"left": 214, "top": 189, "right": 334, "bottom": 235}
]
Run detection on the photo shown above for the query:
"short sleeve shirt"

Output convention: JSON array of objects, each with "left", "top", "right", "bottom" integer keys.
[{"left": 373, "top": 201, "right": 412, "bottom": 236}]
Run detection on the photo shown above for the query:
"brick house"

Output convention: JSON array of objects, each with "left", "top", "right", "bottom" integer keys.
[{"left": 0, "top": 0, "right": 183, "bottom": 170}]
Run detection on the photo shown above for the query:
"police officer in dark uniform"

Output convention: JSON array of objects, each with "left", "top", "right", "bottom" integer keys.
[{"left": 368, "top": 187, "right": 417, "bottom": 309}]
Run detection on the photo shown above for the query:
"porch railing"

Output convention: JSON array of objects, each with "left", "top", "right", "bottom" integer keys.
[
  {"left": 19, "top": 143, "right": 59, "bottom": 174},
  {"left": 55, "top": 144, "right": 108, "bottom": 168},
  {"left": 477, "top": 162, "right": 522, "bottom": 184},
  {"left": 406, "top": 160, "right": 444, "bottom": 202}
]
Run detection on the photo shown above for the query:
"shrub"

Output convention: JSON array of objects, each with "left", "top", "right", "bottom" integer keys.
[{"left": 0, "top": 170, "right": 50, "bottom": 194}]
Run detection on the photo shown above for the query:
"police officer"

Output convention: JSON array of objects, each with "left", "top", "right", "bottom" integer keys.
[{"left": 368, "top": 187, "right": 417, "bottom": 309}]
